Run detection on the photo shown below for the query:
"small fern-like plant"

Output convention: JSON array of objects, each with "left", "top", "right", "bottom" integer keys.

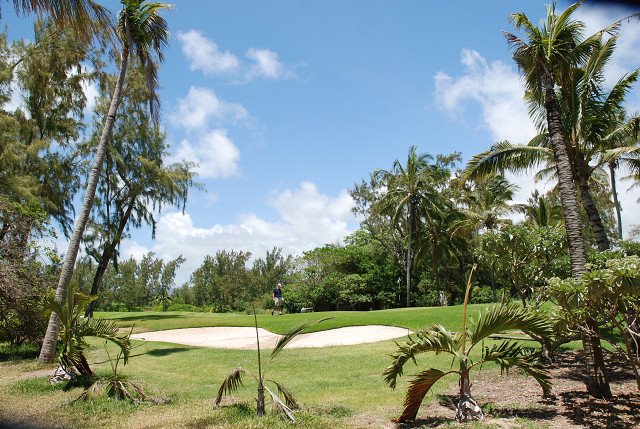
[{"left": 214, "top": 305, "right": 330, "bottom": 421}]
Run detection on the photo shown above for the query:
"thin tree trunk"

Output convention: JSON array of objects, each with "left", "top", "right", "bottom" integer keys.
[
  {"left": 406, "top": 204, "right": 414, "bottom": 308},
  {"left": 544, "top": 74, "right": 611, "bottom": 399},
  {"left": 38, "top": 46, "right": 130, "bottom": 363},
  {"left": 85, "top": 198, "right": 136, "bottom": 317},
  {"left": 609, "top": 162, "right": 623, "bottom": 240},
  {"left": 574, "top": 154, "right": 609, "bottom": 251}
]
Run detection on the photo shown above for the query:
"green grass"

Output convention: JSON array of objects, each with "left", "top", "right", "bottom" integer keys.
[
  {"left": 0, "top": 305, "right": 553, "bottom": 429},
  {"left": 97, "top": 303, "right": 489, "bottom": 334}
]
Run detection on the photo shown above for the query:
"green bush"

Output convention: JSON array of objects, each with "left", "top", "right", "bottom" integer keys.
[{"left": 470, "top": 285, "right": 497, "bottom": 304}]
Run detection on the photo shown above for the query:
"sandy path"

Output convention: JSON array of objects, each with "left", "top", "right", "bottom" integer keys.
[{"left": 130, "top": 325, "right": 411, "bottom": 349}]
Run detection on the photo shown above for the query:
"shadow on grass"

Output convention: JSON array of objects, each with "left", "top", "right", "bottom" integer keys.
[
  {"left": 110, "top": 313, "right": 186, "bottom": 322},
  {"left": 62, "top": 374, "right": 99, "bottom": 391},
  {"left": 144, "top": 347, "right": 192, "bottom": 357},
  {"left": 558, "top": 390, "right": 640, "bottom": 429},
  {"left": 0, "top": 419, "right": 59, "bottom": 429},
  {"left": 0, "top": 344, "right": 39, "bottom": 362}
]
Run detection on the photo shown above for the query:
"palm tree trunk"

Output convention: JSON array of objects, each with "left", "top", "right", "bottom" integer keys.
[
  {"left": 406, "top": 204, "right": 414, "bottom": 308},
  {"left": 38, "top": 46, "right": 130, "bottom": 363},
  {"left": 609, "top": 162, "right": 623, "bottom": 240},
  {"left": 574, "top": 154, "right": 609, "bottom": 251},
  {"left": 544, "top": 74, "right": 611, "bottom": 399}
]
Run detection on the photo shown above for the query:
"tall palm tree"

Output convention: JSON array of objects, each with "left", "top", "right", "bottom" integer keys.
[
  {"left": 465, "top": 37, "right": 638, "bottom": 251},
  {"left": 374, "top": 146, "right": 441, "bottom": 307},
  {"left": 38, "top": 0, "right": 172, "bottom": 363},
  {"left": 505, "top": 2, "right": 612, "bottom": 398}
]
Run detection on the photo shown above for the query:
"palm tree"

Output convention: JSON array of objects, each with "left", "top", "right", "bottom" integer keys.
[
  {"left": 505, "top": 2, "right": 612, "bottom": 398},
  {"left": 384, "top": 267, "right": 552, "bottom": 422},
  {"left": 516, "top": 190, "right": 563, "bottom": 227},
  {"left": 47, "top": 288, "right": 131, "bottom": 376},
  {"left": 374, "top": 146, "right": 442, "bottom": 307},
  {"left": 38, "top": 0, "right": 172, "bottom": 363},
  {"left": 0, "top": 0, "right": 111, "bottom": 43},
  {"left": 457, "top": 174, "right": 517, "bottom": 232},
  {"left": 215, "top": 310, "right": 330, "bottom": 421},
  {"left": 465, "top": 37, "right": 638, "bottom": 251}
]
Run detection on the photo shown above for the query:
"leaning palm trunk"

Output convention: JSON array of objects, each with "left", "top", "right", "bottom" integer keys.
[
  {"left": 38, "top": 44, "right": 130, "bottom": 363},
  {"left": 544, "top": 74, "right": 612, "bottom": 399}
]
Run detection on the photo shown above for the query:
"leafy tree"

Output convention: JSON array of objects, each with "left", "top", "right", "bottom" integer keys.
[
  {"left": 0, "top": 199, "right": 53, "bottom": 346},
  {"left": 504, "top": 1, "right": 612, "bottom": 398},
  {"left": 40, "top": 0, "right": 172, "bottom": 363},
  {"left": 384, "top": 267, "right": 552, "bottom": 422},
  {"left": 82, "top": 60, "right": 196, "bottom": 316},
  {"left": 548, "top": 255, "right": 640, "bottom": 390},
  {"left": 189, "top": 250, "right": 253, "bottom": 311}
]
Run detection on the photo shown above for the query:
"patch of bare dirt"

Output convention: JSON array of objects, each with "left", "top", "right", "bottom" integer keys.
[{"left": 389, "top": 351, "right": 640, "bottom": 429}]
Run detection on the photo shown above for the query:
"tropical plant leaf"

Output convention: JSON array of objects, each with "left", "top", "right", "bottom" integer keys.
[
  {"left": 481, "top": 340, "right": 552, "bottom": 397},
  {"left": 270, "top": 316, "right": 332, "bottom": 362},
  {"left": 469, "top": 303, "right": 553, "bottom": 346},
  {"left": 214, "top": 366, "right": 245, "bottom": 408},
  {"left": 268, "top": 379, "right": 299, "bottom": 410},
  {"left": 396, "top": 368, "right": 451, "bottom": 422},
  {"left": 384, "top": 325, "right": 459, "bottom": 389},
  {"left": 264, "top": 384, "right": 296, "bottom": 422}
]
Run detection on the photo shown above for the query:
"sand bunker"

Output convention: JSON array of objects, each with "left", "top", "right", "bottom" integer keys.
[{"left": 131, "top": 325, "right": 411, "bottom": 349}]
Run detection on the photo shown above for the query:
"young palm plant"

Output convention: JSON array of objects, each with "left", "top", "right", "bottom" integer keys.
[
  {"left": 47, "top": 289, "right": 131, "bottom": 376},
  {"left": 383, "top": 266, "right": 553, "bottom": 422},
  {"left": 214, "top": 308, "right": 330, "bottom": 422}
]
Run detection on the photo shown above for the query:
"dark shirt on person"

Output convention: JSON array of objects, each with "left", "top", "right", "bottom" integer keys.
[{"left": 273, "top": 288, "right": 282, "bottom": 298}]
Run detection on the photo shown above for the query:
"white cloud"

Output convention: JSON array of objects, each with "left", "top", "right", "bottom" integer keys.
[
  {"left": 120, "top": 183, "right": 358, "bottom": 285},
  {"left": 171, "top": 129, "right": 241, "bottom": 179},
  {"left": 177, "top": 30, "right": 295, "bottom": 82},
  {"left": 177, "top": 30, "right": 240, "bottom": 75},
  {"left": 434, "top": 48, "right": 537, "bottom": 144},
  {"left": 246, "top": 48, "right": 296, "bottom": 80},
  {"left": 170, "top": 86, "right": 248, "bottom": 131}
]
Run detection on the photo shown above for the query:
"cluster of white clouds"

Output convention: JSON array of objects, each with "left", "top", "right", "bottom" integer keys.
[
  {"left": 434, "top": 4, "right": 640, "bottom": 233},
  {"left": 124, "top": 28, "right": 358, "bottom": 284},
  {"left": 168, "top": 86, "right": 247, "bottom": 179},
  {"left": 121, "top": 182, "right": 357, "bottom": 285},
  {"left": 177, "top": 30, "right": 296, "bottom": 82}
]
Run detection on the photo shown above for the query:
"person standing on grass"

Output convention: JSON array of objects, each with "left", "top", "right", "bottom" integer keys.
[{"left": 272, "top": 283, "right": 283, "bottom": 315}]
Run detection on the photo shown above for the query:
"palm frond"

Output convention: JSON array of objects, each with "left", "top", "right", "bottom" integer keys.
[
  {"left": 214, "top": 366, "right": 245, "bottom": 408},
  {"left": 396, "top": 368, "right": 451, "bottom": 422},
  {"left": 267, "top": 380, "right": 299, "bottom": 410},
  {"left": 384, "top": 325, "right": 459, "bottom": 389},
  {"left": 480, "top": 340, "right": 552, "bottom": 397},
  {"left": 270, "top": 317, "right": 332, "bottom": 362},
  {"left": 263, "top": 385, "right": 296, "bottom": 422},
  {"left": 469, "top": 303, "right": 553, "bottom": 346},
  {"left": 463, "top": 141, "right": 550, "bottom": 181}
]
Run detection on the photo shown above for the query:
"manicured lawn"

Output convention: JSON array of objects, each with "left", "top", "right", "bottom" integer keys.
[
  {"left": 0, "top": 305, "right": 553, "bottom": 429},
  {"left": 97, "top": 303, "right": 491, "bottom": 334}
]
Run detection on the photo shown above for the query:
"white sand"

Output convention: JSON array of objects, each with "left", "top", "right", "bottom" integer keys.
[{"left": 130, "top": 325, "right": 411, "bottom": 350}]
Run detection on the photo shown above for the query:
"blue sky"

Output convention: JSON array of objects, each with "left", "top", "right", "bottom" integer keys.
[{"left": 3, "top": 1, "right": 640, "bottom": 284}]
